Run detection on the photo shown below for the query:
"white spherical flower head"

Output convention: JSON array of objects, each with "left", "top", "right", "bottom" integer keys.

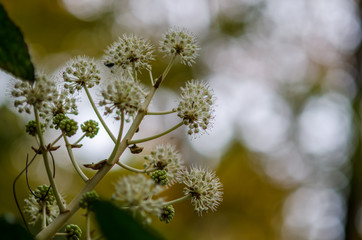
[
  {"left": 112, "top": 174, "right": 165, "bottom": 223},
  {"left": 39, "top": 90, "right": 78, "bottom": 124},
  {"left": 11, "top": 72, "right": 58, "bottom": 115},
  {"left": 159, "top": 28, "right": 199, "bottom": 66},
  {"left": 179, "top": 167, "right": 223, "bottom": 215},
  {"left": 63, "top": 56, "right": 101, "bottom": 93},
  {"left": 144, "top": 144, "right": 184, "bottom": 184},
  {"left": 99, "top": 78, "right": 146, "bottom": 121},
  {"left": 24, "top": 185, "right": 66, "bottom": 225},
  {"left": 104, "top": 34, "right": 154, "bottom": 72},
  {"left": 176, "top": 80, "right": 215, "bottom": 136}
]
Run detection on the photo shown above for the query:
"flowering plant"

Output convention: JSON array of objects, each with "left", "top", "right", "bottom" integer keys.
[{"left": 4, "top": 14, "right": 223, "bottom": 239}]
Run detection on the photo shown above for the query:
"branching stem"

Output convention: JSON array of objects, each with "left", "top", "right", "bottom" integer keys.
[
  {"left": 63, "top": 136, "right": 89, "bottom": 182},
  {"left": 84, "top": 86, "right": 116, "bottom": 143},
  {"left": 163, "top": 194, "right": 191, "bottom": 206},
  {"left": 34, "top": 108, "right": 66, "bottom": 213},
  {"left": 128, "top": 121, "right": 183, "bottom": 145},
  {"left": 146, "top": 110, "right": 176, "bottom": 115}
]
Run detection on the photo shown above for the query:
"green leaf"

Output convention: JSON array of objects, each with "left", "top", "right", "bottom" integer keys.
[
  {"left": 0, "top": 214, "right": 33, "bottom": 240},
  {"left": 93, "top": 200, "right": 164, "bottom": 240},
  {"left": 0, "top": 4, "right": 35, "bottom": 82}
]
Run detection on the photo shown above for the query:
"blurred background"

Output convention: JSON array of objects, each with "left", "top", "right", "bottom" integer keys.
[{"left": 0, "top": 0, "right": 362, "bottom": 239}]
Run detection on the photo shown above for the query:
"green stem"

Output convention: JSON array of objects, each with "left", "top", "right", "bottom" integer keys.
[
  {"left": 83, "top": 86, "right": 116, "bottom": 143},
  {"left": 128, "top": 121, "right": 183, "bottom": 145},
  {"left": 63, "top": 136, "right": 89, "bottom": 182},
  {"left": 73, "top": 134, "right": 86, "bottom": 146},
  {"left": 163, "top": 194, "right": 191, "bottom": 206},
  {"left": 51, "top": 133, "right": 64, "bottom": 147},
  {"left": 42, "top": 204, "right": 46, "bottom": 229},
  {"left": 34, "top": 108, "right": 66, "bottom": 213},
  {"left": 146, "top": 110, "right": 176, "bottom": 115},
  {"left": 63, "top": 135, "right": 89, "bottom": 182},
  {"left": 148, "top": 70, "right": 154, "bottom": 85},
  {"left": 108, "top": 112, "right": 124, "bottom": 164},
  {"left": 55, "top": 233, "right": 69, "bottom": 236},
  {"left": 162, "top": 55, "right": 176, "bottom": 80},
  {"left": 36, "top": 56, "right": 168, "bottom": 240},
  {"left": 115, "top": 162, "right": 143, "bottom": 173}
]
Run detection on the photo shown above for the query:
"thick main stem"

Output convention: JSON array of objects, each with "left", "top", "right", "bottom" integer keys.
[
  {"left": 36, "top": 76, "right": 164, "bottom": 240},
  {"left": 34, "top": 108, "right": 66, "bottom": 213}
]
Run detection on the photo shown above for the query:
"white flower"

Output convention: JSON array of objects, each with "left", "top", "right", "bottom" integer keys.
[
  {"left": 99, "top": 78, "right": 146, "bottom": 121},
  {"left": 63, "top": 56, "right": 101, "bottom": 93},
  {"left": 12, "top": 72, "right": 58, "bottom": 116},
  {"left": 104, "top": 34, "right": 154, "bottom": 72},
  {"left": 39, "top": 90, "right": 78, "bottom": 125},
  {"left": 178, "top": 167, "right": 223, "bottom": 215},
  {"left": 175, "top": 80, "right": 215, "bottom": 135},
  {"left": 159, "top": 27, "right": 199, "bottom": 66},
  {"left": 112, "top": 174, "right": 165, "bottom": 223},
  {"left": 144, "top": 144, "right": 184, "bottom": 184},
  {"left": 24, "top": 185, "right": 66, "bottom": 225}
]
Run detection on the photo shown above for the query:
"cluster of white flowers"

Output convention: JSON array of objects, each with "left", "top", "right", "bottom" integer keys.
[
  {"left": 12, "top": 73, "right": 58, "bottom": 115},
  {"left": 99, "top": 78, "right": 146, "bottom": 120},
  {"left": 104, "top": 34, "right": 154, "bottom": 72},
  {"left": 63, "top": 56, "right": 101, "bottom": 93},
  {"left": 144, "top": 144, "right": 184, "bottom": 184},
  {"left": 12, "top": 27, "right": 223, "bottom": 229},
  {"left": 159, "top": 28, "right": 199, "bottom": 66},
  {"left": 112, "top": 174, "right": 165, "bottom": 223},
  {"left": 178, "top": 167, "right": 223, "bottom": 215},
  {"left": 175, "top": 80, "right": 215, "bottom": 135},
  {"left": 24, "top": 185, "right": 65, "bottom": 226}
]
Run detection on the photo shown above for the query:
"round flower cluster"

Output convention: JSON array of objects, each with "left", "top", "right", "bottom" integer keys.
[
  {"left": 58, "top": 118, "right": 78, "bottom": 137},
  {"left": 159, "top": 205, "right": 175, "bottom": 223},
  {"left": 79, "top": 191, "right": 99, "bottom": 210},
  {"left": 159, "top": 28, "right": 199, "bottom": 66},
  {"left": 25, "top": 120, "right": 45, "bottom": 136},
  {"left": 52, "top": 113, "right": 68, "bottom": 129},
  {"left": 178, "top": 167, "right": 223, "bottom": 215},
  {"left": 81, "top": 120, "right": 99, "bottom": 138},
  {"left": 175, "top": 80, "right": 214, "bottom": 135},
  {"left": 143, "top": 144, "right": 184, "bottom": 184},
  {"left": 24, "top": 184, "right": 65, "bottom": 225},
  {"left": 99, "top": 78, "right": 146, "bottom": 121},
  {"left": 12, "top": 73, "right": 58, "bottom": 115},
  {"left": 39, "top": 90, "right": 78, "bottom": 124},
  {"left": 104, "top": 34, "right": 154, "bottom": 72},
  {"left": 112, "top": 174, "right": 165, "bottom": 223},
  {"left": 65, "top": 224, "right": 82, "bottom": 240},
  {"left": 151, "top": 170, "right": 168, "bottom": 186},
  {"left": 63, "top": 56, "right": 101, "bottom": 93}
]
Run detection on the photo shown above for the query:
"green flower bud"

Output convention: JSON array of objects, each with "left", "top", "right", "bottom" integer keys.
[
  {"left": 25, "top": 120, "right": 45, "bottom": 136},
  {"left": 151, "top": 170, "right": 169, "bottom": 186},
  {"left": 65, "top": 224, "right": 82, "bottom": 240},
  {"left": 79, "top": 191, "right": 99, "bottom": 210},
  {"left": 81, "top": 120, "right": 99, "bottom": 138},
  {"left": 159, "top": 205, "right": 175, "bottom": 224}
]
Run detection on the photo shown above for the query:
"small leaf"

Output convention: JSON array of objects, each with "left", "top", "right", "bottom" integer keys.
[
  {"left": 0, "top": 214, "right": 33, "bottom": 240},
  {"left": 93, "top": 200, "right": 164, "bottom": 240},
  {"left": 0, "top": 4, "right": 35, "bottom": 82}
]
